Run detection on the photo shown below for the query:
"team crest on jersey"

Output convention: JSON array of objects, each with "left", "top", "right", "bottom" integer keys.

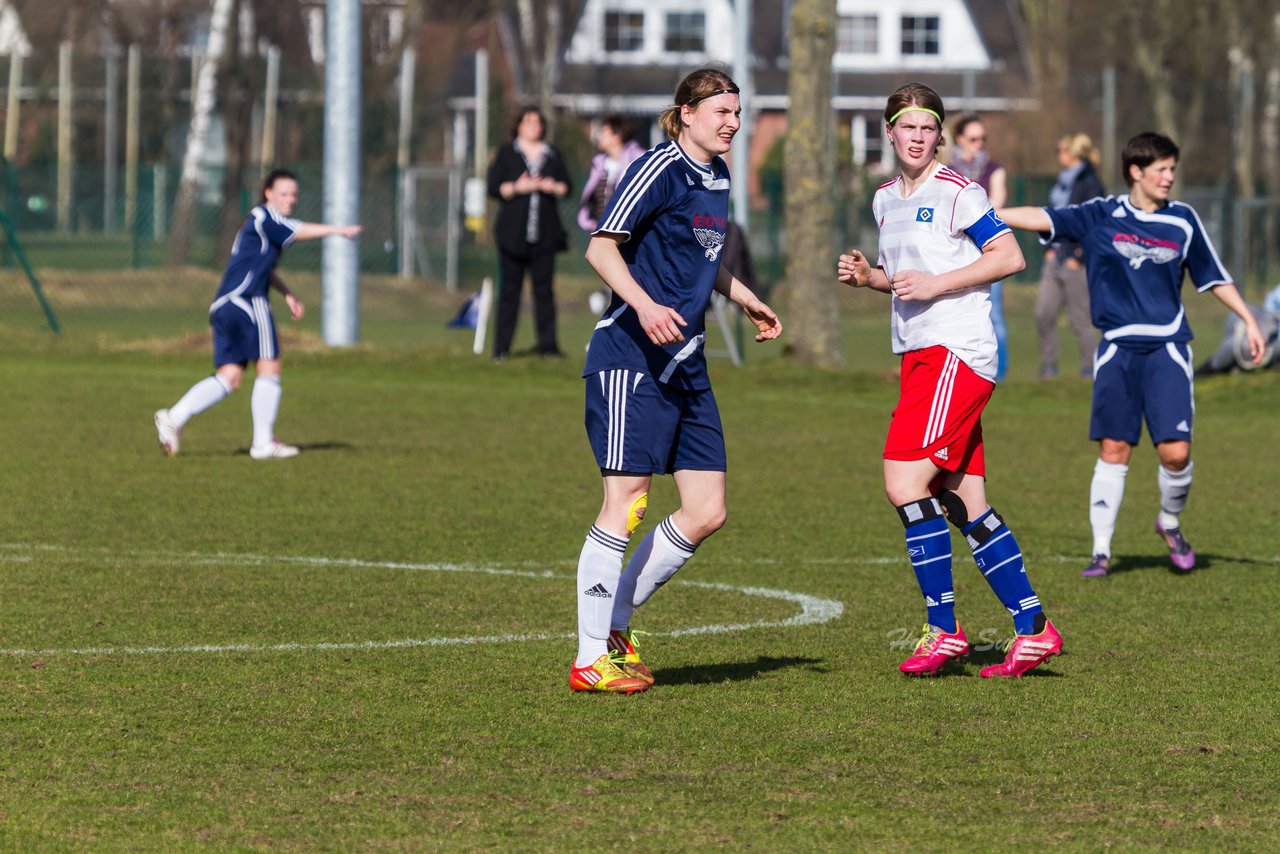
[
  {"left": 1113, "top": 233, "right": 1179, "bottom": 269},
  {"left": 916, "top": 207, "right": 935, "bottom": 223},
  {"left": 693, "top": 227, "right": 725, "bottom": 261}
]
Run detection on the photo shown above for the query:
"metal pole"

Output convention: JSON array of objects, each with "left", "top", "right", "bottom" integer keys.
[
  {"left": 104, "top": 54, "right": 119, "bottom": 232},
  {"left": 260, "top": 44, "right": 280, "bottom": 179},
  {"left": 153, "top": 164, "right": 167, "bottom": 241},
  {"left": 323, "top": 0, "right": 362, "bottom": 346},
  {"left": 731, "top": 0, "right": 752, "bottom": 229},
  {"left": 474, "top": 49, "right": 488, "bottom": 179},
  {"left": 4, "top": 52, "right": 22, "bottom": 161},
  {"left": 395, "top": 46, "right": 415, "bottom": 280},
  {"left": 125, "top": 45, "right": 140, "bottom": 234},
  {"left": 397, "top": 46, "right": 415, "bottom": 174},
  {"left": 449, "top": 111, "right": 466, "bottom": 293},
  {"left": 57, "top": 42, "right": 72, "bottom": 233}
]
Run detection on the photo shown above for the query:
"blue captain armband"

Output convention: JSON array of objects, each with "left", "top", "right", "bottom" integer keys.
[{"left": 965, "top": 208, "right": 1011, "bottom": 248}]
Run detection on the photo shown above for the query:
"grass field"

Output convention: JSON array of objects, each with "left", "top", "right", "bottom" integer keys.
[{"left": 1, "top": 273, "right": 1279, "bottom": 850}]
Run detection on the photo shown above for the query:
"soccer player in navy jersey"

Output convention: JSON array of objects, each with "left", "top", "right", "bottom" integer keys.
[
  {"left": 838, "top": 82, "right": 1063, "bottom": 678},
  {"left": 154, "top": 169, "right": 362, "bottom": 459},
  {"left": 999, "top": 133, "right": 1265, "bottom": 576},
  {"left": 569, "top": 67, "right": 782, "bottom": 694}
]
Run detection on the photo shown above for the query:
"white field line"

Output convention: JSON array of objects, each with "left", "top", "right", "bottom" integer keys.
[{"left": 0, "top": 544, "right": 844, "bottom": 658}]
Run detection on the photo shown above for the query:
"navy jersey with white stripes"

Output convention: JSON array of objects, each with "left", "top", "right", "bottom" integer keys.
[
  {"left": 583, "top": 140, "right": 731, "bottom": 390},
  {"left": 209, "top": 204, "right": 301, "bottom": 312},
  {"left": 1044, "top": 195, "right": 1231, "bottom": 348}
]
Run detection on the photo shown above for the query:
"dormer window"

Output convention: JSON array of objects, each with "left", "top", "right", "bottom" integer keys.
[
  {"left": 900, "top": 15, "right": 940, "bottom": 55},
  {"left": 604, "top": 10, "right": 645, "bottom": 52},
  {"left": 837, "top": 14, "right": 877, "bottom": 55},
  {"left": 664, "top": 12, "right": 705, "bottom": 52}
]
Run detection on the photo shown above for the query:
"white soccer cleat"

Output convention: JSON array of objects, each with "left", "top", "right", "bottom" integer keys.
[
  {"left": 249, "top": 441, "right": 300, "bottom": 460},
  {"left": 154, "top": 409, "right": 181, "bottom": 457}
]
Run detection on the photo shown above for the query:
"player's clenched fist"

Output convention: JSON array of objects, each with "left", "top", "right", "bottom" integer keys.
[{"left": 837, "top": 250, "right": 873, "bottom": 288}]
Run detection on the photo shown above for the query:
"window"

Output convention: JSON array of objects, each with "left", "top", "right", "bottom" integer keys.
[
  {"left": 900, "top": 15, "right": 940, "bottom": 55},
  {"left": 604, "top": 11, "right": 645, "bottom": 52},
  {"left": 837, "top": 14, "right": 877, "bottom": 55},
  {"left": 664, "top": 12, "right": 705, "bottom": 52}
]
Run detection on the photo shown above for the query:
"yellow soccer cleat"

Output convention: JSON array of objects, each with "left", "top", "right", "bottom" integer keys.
[
  {"left": 608, "top": 629, "right": 654, "bottom": 686},
  {"left": 569, "top": 651, "right": 650, "bottom": 694}
]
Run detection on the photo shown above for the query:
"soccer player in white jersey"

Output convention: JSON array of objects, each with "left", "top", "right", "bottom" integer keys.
[
  {"left": 838, "top": 82, "right": 1063, "bottom": 678},
  {"left": 999, "top": 133, "right": 1265, "bottom": 576},
  {"left": 571, "top": 68, "right": 782, "bottom": 693},
  {"left": 154, "top": 170, "right": 362, "bottom": 459}
]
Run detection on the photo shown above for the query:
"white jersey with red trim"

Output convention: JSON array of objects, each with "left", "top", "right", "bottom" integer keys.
[{"left": 872, "top": 163, "right": 1011, "bottom": 381}]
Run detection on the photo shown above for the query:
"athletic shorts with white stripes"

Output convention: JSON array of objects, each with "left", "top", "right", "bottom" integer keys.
[
  {"left": 211, "top": 296, "right": 279, "bottom": 366},
  {"left": 884, "top": 345, "right": 993, "bottom": 475},
  {"left": 584, "top": 369, "right": 726, "bottom": 475},
  {"left": 1090, "top": 341, "right": 1194, "bottom": 445}
]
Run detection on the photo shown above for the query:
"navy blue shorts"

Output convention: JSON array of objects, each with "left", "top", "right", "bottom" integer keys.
[
  {"left": 584, "top": 369, "right": 726, "bottom": 475},
  {"left": 211, "top": 297, "right": 278, "bottom": 367},
  {"left": 1091, "top": 341, "right": 1194, "bottom": 445}
]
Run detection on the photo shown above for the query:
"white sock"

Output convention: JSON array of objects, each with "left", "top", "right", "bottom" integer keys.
[
  {"left": 610, "top": 517, "right": 697, "bottom": 632},
  {"left": 251, "top": 376, "right": 282, "bottom": 448},
  {"left": 1158, "top": 461, "right": 1193, "bottom": 530},
  {"left": 169, "top": 375, "right": 232, "bottom": 426},
  {"left": 1090, "top": 459, "right": 1128, "bottom": 556},
  {"left": 576, "top": 526, "right": 628, "bottom": 668}
]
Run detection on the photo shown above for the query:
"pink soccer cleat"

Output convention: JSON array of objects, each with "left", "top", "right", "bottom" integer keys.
[
  {"left": 981, "top": 619, "right": 1063, "bottom": 678},
  {"left": 899, "top": 623, "right": 970, "bottom": 676},
  {"left": 1155, "top": 517, "right": 1196, "bottom": 573}
]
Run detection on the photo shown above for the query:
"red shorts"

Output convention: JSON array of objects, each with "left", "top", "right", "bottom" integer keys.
[{"left": 884, "top": 346, "right": 993, "bottom": 476}]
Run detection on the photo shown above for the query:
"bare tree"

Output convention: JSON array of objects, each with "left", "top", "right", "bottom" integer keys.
[
  {"left": 783, "top": 0, "right": 841, "bottom": 367},
  {"left": 495, "top": 0, "right": 586, "bottom": 121},
  {"left": 166, "top": 0, "right": 235, "bottom": 266}
]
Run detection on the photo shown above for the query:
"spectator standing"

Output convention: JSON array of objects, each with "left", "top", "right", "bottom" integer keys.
[
  {"left": 577, "top": 114, "right": 645, "bottom": 233},
  {"left": 1037, "top": 133, "right": 1105, "bottom": 378},
  {"left": 486, "top": 107, "right": 572, "bottom": 360}
]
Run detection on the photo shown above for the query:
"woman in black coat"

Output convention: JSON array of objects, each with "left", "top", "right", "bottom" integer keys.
[{"left": 486, "top": 107, "right": 572, "bottom": 360}]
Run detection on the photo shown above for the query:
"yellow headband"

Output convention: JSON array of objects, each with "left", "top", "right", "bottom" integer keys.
[{"left": 888, "top": 106, "right": 942, "bottom": 126}]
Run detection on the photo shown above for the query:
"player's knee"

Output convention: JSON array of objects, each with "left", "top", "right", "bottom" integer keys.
[
  {"left": 1160, "top": 449, "right": 1191, "bottom": 471},
  {"left": 218, "top": 370, "right": 242, "bottom": 392},
  {"left": 683, "top": 506, "right": 726, "bottom": 541},
  {"left": 626, "top": 492, "right": 648, "bottom": 534},
  {"left": 936, "top": 489, "right": 969, "bottom": 529}
]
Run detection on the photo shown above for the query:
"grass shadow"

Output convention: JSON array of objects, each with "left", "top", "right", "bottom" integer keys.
[
  {"left": 656, "top": 655, "right": 826, "bottom": 686},
  {"left": 963, "top": 646, "right": 1067, "bottom": 677},
  {"left": 1106, "top": 552, "right": 1224, "bottom": 575},
  {"left": 233, "top": 441, "right": 355, "bottom": 457}
]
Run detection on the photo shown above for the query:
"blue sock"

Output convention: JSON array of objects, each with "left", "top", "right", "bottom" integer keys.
[
  {"left": 897, "top": 498, "right": 956, "bottom": 632},
  {"left": 963, "top": 508, "right": 1042, "bottom": 635}
]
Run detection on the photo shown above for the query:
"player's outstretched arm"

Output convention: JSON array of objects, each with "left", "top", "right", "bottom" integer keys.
[
  {"left": 1211, "top": 283, "right": 1267, "bottom": 365},
  {"left": 995, "top": 206, "right": 1052, "bottom": 233},
  {"left": 291, "top": 223, "right": 363, "bottom": 242},
  {"left": 836, "top": 249, "right": 891, "bottom": 292},
  {"left": 713, "top": 265, "right": 781, "bottom": 341},
  {"left": 586, "top": 234, "right": 687, "bottom": 345}
]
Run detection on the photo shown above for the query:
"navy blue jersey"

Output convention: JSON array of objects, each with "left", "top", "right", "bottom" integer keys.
[
  {"left": 209, "top": 204, "right": 301, "bottom": 314},
  {"left": 583, "top": 140, "right": 731, "bottom": 390},
  {"left": 1045, "top": 195, "right": 1231, "bottom": 349}
]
